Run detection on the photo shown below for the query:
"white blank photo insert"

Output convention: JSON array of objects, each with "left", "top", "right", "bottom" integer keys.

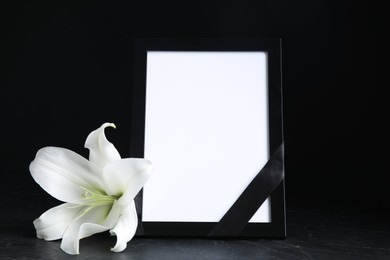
[{"left": 142, "top": 51, "right": 271, "bottom": 223}]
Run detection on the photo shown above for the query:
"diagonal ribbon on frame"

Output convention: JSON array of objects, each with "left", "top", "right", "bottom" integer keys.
[{"left": 208, "top": 142, "right": 285, "bottom": 237}]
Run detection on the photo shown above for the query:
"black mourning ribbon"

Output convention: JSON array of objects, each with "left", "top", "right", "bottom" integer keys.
[{"left": 208, "top": 142, "right": 285, "bottom": 237}]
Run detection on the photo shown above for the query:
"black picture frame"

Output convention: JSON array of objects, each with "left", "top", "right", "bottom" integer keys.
[{"left": 131, "top": 38, "right": 285, "bottom": 238}]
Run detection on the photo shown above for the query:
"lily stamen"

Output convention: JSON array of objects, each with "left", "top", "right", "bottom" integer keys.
[{"left": 71, "top": 187, "right": 121, "bottom": 219}]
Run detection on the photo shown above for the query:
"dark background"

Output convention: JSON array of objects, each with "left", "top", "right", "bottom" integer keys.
[{"left": 0, "top": 0, "right": 385, "bottom": 226}]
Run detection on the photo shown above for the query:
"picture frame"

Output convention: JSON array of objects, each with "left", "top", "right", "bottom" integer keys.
[{"left": 131, "top": 38, "right": 285, "bottom": 237}]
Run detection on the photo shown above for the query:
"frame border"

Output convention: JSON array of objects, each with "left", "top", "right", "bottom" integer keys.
[{"left": 131, "top": 38, "right": 285, "bottom": 238}]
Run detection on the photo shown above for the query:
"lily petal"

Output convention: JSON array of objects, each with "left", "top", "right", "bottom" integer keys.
[
  {"left": 60, "top": 205, "right": 112, "bottom": 255},
  {"left": 110, "top": 201, "right": 138, "bottom": 252},
  {"left": 30, "top": 147, "right": 104, "bottom": 204},
  {"left": 78, "top": 223, "right": 109, "bottom": 240},
  {"left": 102, "top": 158, "right": 153, "bottom": 199},
  {"left": 33, "top": 203, "right": 81, "bottom": 241},
  {"left": 85, "top": 123, "right": 121, "bottom": 168}
]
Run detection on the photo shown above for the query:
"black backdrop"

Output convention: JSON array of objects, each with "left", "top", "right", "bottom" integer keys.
[{"left": 0, "top": 1, "right": 384, "bottom": 214}]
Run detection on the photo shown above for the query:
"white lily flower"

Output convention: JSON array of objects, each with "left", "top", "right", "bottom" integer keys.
[{"left": 29, "top": 123, "right": 152, "bottom": 255}]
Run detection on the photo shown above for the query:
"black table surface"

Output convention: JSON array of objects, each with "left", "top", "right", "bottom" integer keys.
[{"left": 1, "top": 175, "right": 389, "bottom": 260}]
